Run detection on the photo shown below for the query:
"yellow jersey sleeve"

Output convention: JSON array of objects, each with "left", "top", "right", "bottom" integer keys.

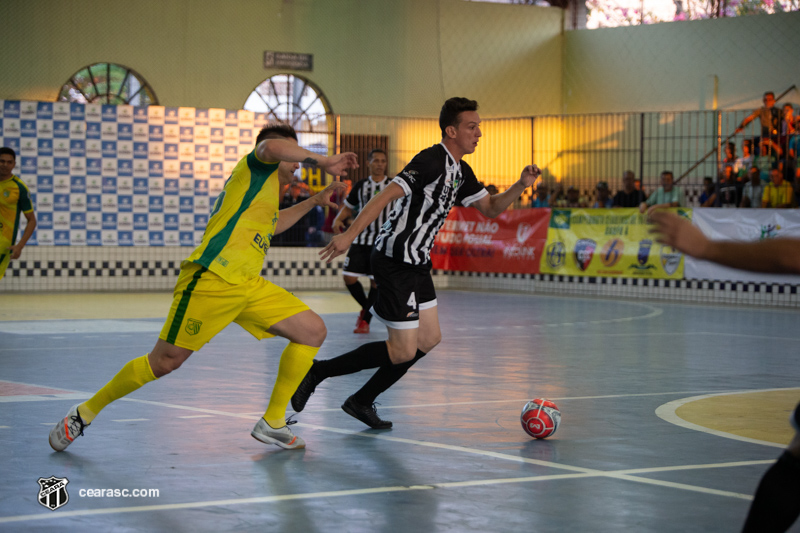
[{"left": 0, "top": 176, "right": 33, "bottom": 246}]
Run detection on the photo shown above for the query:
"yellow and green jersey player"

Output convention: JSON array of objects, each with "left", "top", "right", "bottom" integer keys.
[
  {"left": 0, "top": 147, "right": 36, "bottom": 281},
  {"left": 49, "top": 125, "right": 358, "bottom": 451}
]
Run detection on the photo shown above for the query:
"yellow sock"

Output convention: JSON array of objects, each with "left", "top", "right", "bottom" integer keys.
[
  {"left": 79, "top": 354, "right": 157, "bottom": 423},
  {"left": 264, "top": 343, "right": 319, "bottom": 428}
]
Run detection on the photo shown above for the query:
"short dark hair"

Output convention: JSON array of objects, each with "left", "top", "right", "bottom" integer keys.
[
  {"left": 368, "top": 148, "right": 386, "bottom": 160},
  {"left": 439, "top": 97, "right": 478, "bottom": 138},
  {"left": 0, "top": 147, "right": 16, "bottom": 160},
  {"left": 661, "top": 170, "right": 674, "bottom": 179},
  {"left": 764, "top": 91, "right": 775, "bottom": 99},
  {"left": 256, "top": 124, "right": 297, "bottom": 144}
]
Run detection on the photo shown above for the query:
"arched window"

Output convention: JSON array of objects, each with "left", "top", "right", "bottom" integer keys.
[
  {"left": 57, "top": 63, "right": 158, "bottom": 106},
  {"left": 244, "top": 74, "right": 331, "bottom": 140}
]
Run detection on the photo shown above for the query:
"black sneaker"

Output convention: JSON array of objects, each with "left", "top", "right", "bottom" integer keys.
[
  {"left": 341, "top": 395, "right": 392, "bottom": 429},
  {"left": 291, "top": 364, "right": 322, "bottom": 413}
]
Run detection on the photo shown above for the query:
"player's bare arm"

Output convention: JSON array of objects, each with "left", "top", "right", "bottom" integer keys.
[
  {"left": 473, "top": 165, "right": 541, "bottom": 218},
  {"left": 9, "top": 211, "right": 36, "bottom": 259},
  {"left": 649, "top": 209, "right": 800, "bottom": 274},
  {"left": 257, "top": 138, "right": 358, "bottom": 177},
  {"left": 275, "top": 181, "right": 347, "bottom": 235},
  {"left": 320, "top": 182, "right": 406, "bottom": 263},
  {"left": 332, "top": 205, "right": 354, "bottom": 234}
]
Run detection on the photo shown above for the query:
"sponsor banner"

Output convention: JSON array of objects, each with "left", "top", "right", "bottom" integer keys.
[
  {"left": 686, "top": 208, "right": 800, "bottom": 284},
  {"left": 431, "top": 207, "right": 549, "bottom": 274},
  {"left": 540, "top": 208, "right": 686, "bottom": 279}
]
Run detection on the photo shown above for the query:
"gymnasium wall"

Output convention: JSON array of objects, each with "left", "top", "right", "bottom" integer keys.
[
  {"left": 0, "top": 0, "right": 563, "bottom": 118},
  {"left": 563, "top": 11, "right": 800, "bottom": 114}
]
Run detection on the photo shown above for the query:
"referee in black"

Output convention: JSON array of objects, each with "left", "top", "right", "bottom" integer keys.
[
  {"left": 292, "top": 97, "right": 541, "bottom": 428},
  {"left": 334, "top": 148, "right": 393, "bottom": 334}
]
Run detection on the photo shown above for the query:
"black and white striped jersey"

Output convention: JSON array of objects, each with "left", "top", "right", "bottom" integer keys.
[
  {"left": 374, "top": 143, "right": 488, "bottom": 265},
  {"left": 344, "top": 175, "right": 392, "bottom": 246}
]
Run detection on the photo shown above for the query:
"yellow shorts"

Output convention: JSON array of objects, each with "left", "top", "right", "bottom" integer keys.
[{"left": 159, "top": 263, "right": 310, "bottom": 351}]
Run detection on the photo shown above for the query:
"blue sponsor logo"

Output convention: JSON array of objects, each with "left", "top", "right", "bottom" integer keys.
[
  {"left": 69, "top": 139, "right": 85, "bottom": 157},
  {"left": 165, "top": 108, "right": 179, "bottom": 124},
  {"left": 118, "top": 196, "right": 133, "bottom": 212},
  {"left": 149, "top": 231, "right": 165, "bottom": 246},
  {"left": 37, "top": 177, "right": 53, "bottom": 194},
  {"left": 149, "top": 125, "right": 164, "bottom": 142},
  {"left": 179, "top": 232, "right": 195, "bottom": 246},
  {"left": 101, "top": 105, "right": 117, "bottom": 121},
  {"left": 195, "top": 145, "right": 209, "bottom": 160},
  {"left": 133, "top": 107, "right": 148, "bottom": 123},
  {"left": 179, "top": 197, "right": 194, "bottom": 213},
  {"left": 87, "top": 194, "right": 102, "bottom": 211},
  {"left": 70, "top": 213, "right": 86, "bottom": 229},
  {"left": 210, "top": 162, "right": 224, "bottom": 178},
  {"left": 148, "top": 160, "right": 163, "bottom": 177},
  {"left": 180, "top": 127, "right": 193, "bottom": 143},
  {"left": 180, "top": 162, "right": 193, "bottom": 178},
  {"left": 239, "top": 129, "right": 253, "bottom": 144},
  {"left": 37, "top": 103, "right": 53, "bottom": 120},
  {"left": 164, "top": 144, "right": 178, "bottom": 159},
  {"left": 20, "top": 120, "right": 36, "bottom": 137},
  {"left": 195, "top": 109, "right": 209, "bottom": 125},
  {"left": 134, "top": 213, "right": 149, "bottom": 230},
  {"left": 54, "top": 194, "right": 70, "bottom": 212},
  {"left": 102, "top": 177, "right": 117, "bottom": 194},
  {"left": 225, "top": 146, "right": 239, "bottom": 161},
  {"left": 210, "top": 128, "right": 223, "bottom": 143},
  {"left": 86, "top": 159, "right": 102, "bottom": 175},
  {"left": 70, "top": 176, "right": 86, "bottom": 193},
  {"left": 225, "top": 110, "right": 238, "bottom": 126},
  {"left": 164, "top": 214, "right": 179, "bottom": 230},
  {"left": 164, "top": 179, "right": 179, "bottom": 195},
  {"left": 133, "top": 178, "right": 149, "bottom": 194},
  {"left": 117, "top": 123, "right": 133, "bottom": 140},
  {"left": 194, "top": 179, "right": 208, "bottom": 196},
  {"left": 38, "top": 139, "right": 54, "bottom": 156},
  {"left": 101, "top": 141, "right": 117, "bottom": 158},
  {"left": 118, "top": 160, "right": 133, "bottom": 177},
  {"left": 133, "top": 142, "right": 148, "bottom": 159},
  {"left": 86, "top": 122, "right": 101, "bottom": 139},
  {"left": 4, "top": 101, "right": 20, "bottom": 118},
  {"left": 4, "top": 138, "right": 20, "bottom": 153},
  {"left": 21, "top": 157, "right": 37, "bottom": 175},
  {"left": 55, "top": 230, "right": 71, "bottom": 246},
  {"left": 149, "top": 196, "right": 164, "bottom": 212},
  {"left": 70, "top": 102, "right": 84, "bottom": 121},
  {"left": 118, "top": 231, "right": 133, "bottom": 246},
  {"left": 38, "top": 212, "right": 53, "bottom": 229},
  {"left": 87, "top": 231, "right": 102, "bottom": 246},
  {"left": 194, "top": 214, "right": 208, "bottom": 230},
  {"left": 54, "top": 158, "right": 70, "bottom": 175}
]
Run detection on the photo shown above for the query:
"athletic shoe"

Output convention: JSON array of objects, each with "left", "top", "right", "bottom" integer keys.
[
  {"left": 792, "top": 401, "right": 800, "bottom": 432},
  {"left": 49, "top": 404, "right": 90, "bottom": 452},
  {"left": 353, "top": 319, "right": 370, "bottom": 334},
  {"left": 354, "top": 309, "right": 365, "bottom": 328},
  {"left": 291, "top": 364, "right": 323, "bottom": 413},
  {"left": 251, "top": 417, "right": 305, "bottom": 449},
  {"left": 341, "top": 395, "right": 392, "bottom": 429}
]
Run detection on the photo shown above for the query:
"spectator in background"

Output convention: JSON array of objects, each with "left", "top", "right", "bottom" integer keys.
[
  {"left": 550, "top": 183, "right": 566, "bottom": 206},
  {"left": 734, "top": 139, "right": 754, "bottom": 180},
  {"left": 736, "top": 91, "right": 781, "bottom": 149},
  {"left": 321, "top": 178, "right": 351, "bottom": 243},
  {"left": 714, "top": 166, "right": 740, "bottom": 208},
  {"left": 762, "top": 168, "right": 795, "bottom": 208},
  {"left": 639, "top": 171, "right": 685, "bottom": 213},
  {"left": 612, "top": 170, "right": 645, "bottom": 208},
  {"left": 593, "top": 181, "right": 613, "bottom": 208},
  {"left": 485, "top": 183, "right": 499, "bottom": 195},
  {"left": 740, "top": 166, "right": 764, "bottom": 208},
  {"left": 530, "top": 182, "right": 549, "bottom": 207},
  {"left": 276, "top": 176, "right": 312, "bottom": 246},
  {"left": 699, "top": 176, "right": 715, "bottom": 207},
  {"left": 754, "top": 139, "right": 780, "bottom": 183},
  {"left": 782, "top": 104, "right": 795, "bottom": 137},
  {"left": 557, "top": 186, "right": 588, "bottom": 208},
  {"left": 720, "top": 142, "right": 737, "bottom": 174}
]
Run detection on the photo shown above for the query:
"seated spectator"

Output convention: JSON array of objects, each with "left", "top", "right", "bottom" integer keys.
[
  {"left": 740, "top": 166, "right": 764, "bottom": 208},
  {"left": 612, "top": 170, "right": 646, "bottom": 208},
  {"left": 639, "top": 170, "right": 685, "bottom": 213},
  {"left": 556, "top": 186, "right": 588, "bottom": 208},
  {"left": 754, "top": 139, "right": 780, "bottom": 183},
  {"left": 762, "top": 168, "right": 795, "bottom": 208},
  {"left": 720, "top": 141, "right": 737, "bottom": 174},
  {"left": 593, "top": 181, "right": 613, "bottom": 208},
  {"left": 782, "top": 104, "right": 795, "bottom": 137},
  {"left": 530, "top": 182, "right": 549, "bottom": 208},
  {"left": 714, "top": 166, "right": 740, "bottom": 208},
  {"left": 699, "top": 177, "right": 715, "bottom": 207},
  {"left": 550, "top": 183, "right": 566, "bottom": 206},
  {"left": 734, "top": 139, "right": 754, "bottom": 180}
]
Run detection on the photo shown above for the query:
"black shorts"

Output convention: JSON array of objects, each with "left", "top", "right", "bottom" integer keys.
[
  {"left": 370, "top": 250, "right": 437, "bottom": 329},
  {"left": 342, "top": 244, "right": 374, "bottom": 278}
]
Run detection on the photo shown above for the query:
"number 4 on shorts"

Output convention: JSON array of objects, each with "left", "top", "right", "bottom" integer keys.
[{"left": 407, "top": 292, "right": 416, "bottom": 308}]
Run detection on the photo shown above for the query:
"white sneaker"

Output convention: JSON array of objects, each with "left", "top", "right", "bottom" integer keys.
[
  {"left": 49, "top": 404, "right": 90, "bottom": 452},
  {"left": 251, "top": 418, "right": 305, "bottom": 450}
]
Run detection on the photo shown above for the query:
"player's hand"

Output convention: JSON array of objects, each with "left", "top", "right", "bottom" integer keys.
[
  {"left": 332, "top": 218, "right": 346, "bottom": 235},
  {"left": 313, "top": 180, "right": 347, "bottom": 210},
  {"left": 648, "top": 209, "right": 709, "bottom": 259},
  {"left": 8, "top": 243, "right": 24, "bottom": 260},
  {"left": 321, "top": 152, "right": 359, "bottom": 177},
  {"left": 319, "top": 232, "right": 353, "bottom": 263},
  {"left": 519, "top": 165, "right": 541, "bottom": 188}
]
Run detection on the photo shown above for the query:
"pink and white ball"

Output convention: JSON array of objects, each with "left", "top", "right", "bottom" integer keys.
[{"left": 521, "top": 398, "right": 561, "bottom": 439}]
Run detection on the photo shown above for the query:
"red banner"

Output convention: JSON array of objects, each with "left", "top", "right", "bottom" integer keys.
[{"left": 431, "top": 207, "right": 550, "bottom": 274}]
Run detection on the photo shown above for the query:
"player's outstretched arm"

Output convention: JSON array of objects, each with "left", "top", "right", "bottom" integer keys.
[
  {"left": 275, "top": 181, "right": 347, "bottom": 235},
  {"left": 9, "top": 211, "right": 36, "bottom": 259},
  {"left": 319, "top": 182, "right": 406, "bottom": 263},
  {"left": 257, "top": 138, "right": 358, "bottom": 177},
  {"left": 649, "top": 209, "right": 800, "bottom": 274},
  {"left": 472, "top": 165, "right": 541, "bottom": 218}
]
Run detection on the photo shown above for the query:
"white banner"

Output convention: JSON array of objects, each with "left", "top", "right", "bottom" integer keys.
[{"left": 686, "top": 208, "right": 800, "bottom": 284}]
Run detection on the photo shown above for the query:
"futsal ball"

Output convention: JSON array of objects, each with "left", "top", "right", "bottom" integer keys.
[{"left": 521, "top": 398, "right": 561, "bottom": 439}]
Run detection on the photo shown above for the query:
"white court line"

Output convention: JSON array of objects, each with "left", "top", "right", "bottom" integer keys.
[
  {"left": 655, "top": 387, "right": 800, "bottom": 449},
  {"left": 111, "top": 418, "right": 149, "bottom": 423},
  {"left": 0, "top": 393, "right": 89, "bottom": 403},
  {"left": 177, "top": 414, "right": 215, "bottom": 419}
]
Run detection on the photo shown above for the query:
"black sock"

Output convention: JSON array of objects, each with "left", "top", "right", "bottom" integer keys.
[
  {"left": 352, "top": 350, "right": 427, "bottom": 405},
  {"left": 315, "top": 341, "right": 391, "bottom": 379},
  {"left": 346, "top": 281, "right": 368, "bottom": 309},
  {"left": 742, "top": 450, "right": 800, "bottom": 533},
  {"left": 363, "top": 287, "right": 378, "bottom": 324}
]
